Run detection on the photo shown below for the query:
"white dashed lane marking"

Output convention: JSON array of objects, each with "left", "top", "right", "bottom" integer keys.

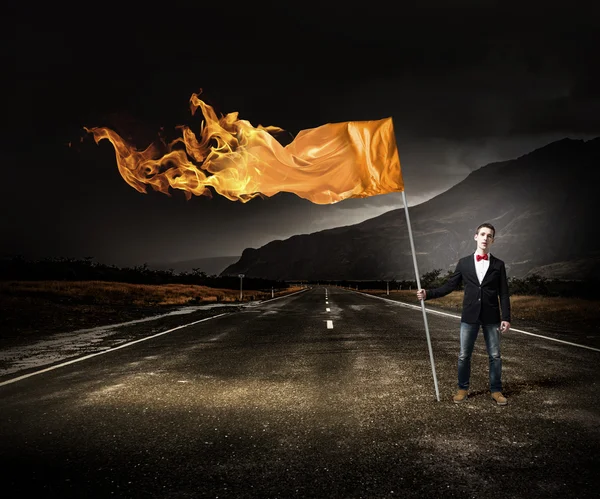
[{"left": 325, "top": 290, "right": 332, "bottom": 328}]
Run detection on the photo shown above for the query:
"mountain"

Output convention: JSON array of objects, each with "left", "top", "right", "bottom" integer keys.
[
  {"left": 221, "top": 138, "right": 600, "bottom": 281},
  {"left": 148, "top": 256, "right": 240, "bottom": 276}
]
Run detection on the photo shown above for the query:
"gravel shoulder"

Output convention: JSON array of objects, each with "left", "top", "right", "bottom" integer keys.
[{"left": 0, "top": 303, "right": 246, "bottom": 381}]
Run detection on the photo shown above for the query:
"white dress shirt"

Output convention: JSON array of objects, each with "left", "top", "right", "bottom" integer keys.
[{"left": 474, "top": 253, "right": 490, "bottom": 284}]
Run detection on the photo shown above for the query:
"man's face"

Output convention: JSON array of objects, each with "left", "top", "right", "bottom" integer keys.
[{"left": 475, "top": 227, "right": 494, "bottom": 252}]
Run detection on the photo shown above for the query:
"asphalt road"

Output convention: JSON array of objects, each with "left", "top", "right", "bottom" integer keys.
[{"left": 1, "top": 286, "right": 598, "bottom": 498}]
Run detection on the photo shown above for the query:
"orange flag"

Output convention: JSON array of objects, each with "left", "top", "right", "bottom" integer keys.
[{"left": 86, "top": 92, "right": 403, "bottom": 205}]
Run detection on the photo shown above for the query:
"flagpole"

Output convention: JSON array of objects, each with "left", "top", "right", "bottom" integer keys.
[{"left": 401, "top": 190, "right": 440, "bottom": 402}]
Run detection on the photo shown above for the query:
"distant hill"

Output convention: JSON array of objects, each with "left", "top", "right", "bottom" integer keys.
[
  {"left": 221, "top": 137, "right": 600, "bottom": 281},
  {"left": 148, "top": 256, "right": 240, "bottom": 276}
]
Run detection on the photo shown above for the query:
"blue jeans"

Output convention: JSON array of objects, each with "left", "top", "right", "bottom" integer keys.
[{"left": 458, "top": 322, "right": 502, "bottom": 392}]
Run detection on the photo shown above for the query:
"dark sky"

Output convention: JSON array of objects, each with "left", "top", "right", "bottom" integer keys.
[{"left": 4, "top": 1, "right": 599, "bottom": 267}]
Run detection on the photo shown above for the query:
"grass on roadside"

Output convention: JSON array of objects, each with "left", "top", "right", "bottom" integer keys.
[
  {"left": 1, "top": 280, "right": 292, "bottom": 306},
  {"left": 360, "top": 289, "right": 600, "bottom": 332},
  {"left": 0, "top": 280, "right": 302, "bottom": 339},
  {"left": 2, "top": 281, "right": 598, "bottom": 341}
]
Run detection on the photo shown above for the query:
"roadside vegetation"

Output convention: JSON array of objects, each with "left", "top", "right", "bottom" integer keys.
[
  {"left": 0, "top": 280, "right": 301, "bottom": 340},
  {"left": 1, "top": 258, "right": 598, "bottom": 340},
  {"left": 1, "top": 280, "right": 291, "bottom": 307},
  {"left": 359, "top": 288, "right": 600, "bottom": 330}
]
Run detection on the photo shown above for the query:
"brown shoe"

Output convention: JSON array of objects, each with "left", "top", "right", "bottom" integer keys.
[
  {"left": 491, "top": 392, "right": 508, "bottom": 406},
  {"left": 453, "top": 389, "right": 468, "bottom": 404}
]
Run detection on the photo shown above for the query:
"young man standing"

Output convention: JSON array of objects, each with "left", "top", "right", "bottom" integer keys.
[{"left": 416, "top": 223, "right": 511, "bottom": 405}]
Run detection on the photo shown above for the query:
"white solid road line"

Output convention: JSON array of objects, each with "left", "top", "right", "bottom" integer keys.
[
  {"left": 358, "top": 291, "right": 600, "bottom": 353},
  {"left": 260, "top": 287, "right": 309, "bottom": 304},
  {"left": 1, "top": 289, "right": 312, "bottom": 387},
  {"left": 326, "top": 320, "right": 334, "bottom": 329},
  {"left": 1, "top": 288, "right": 314, "bottom": 388},
  {"left": 0, "top": 313, "right": 232, "bottom": 387}
]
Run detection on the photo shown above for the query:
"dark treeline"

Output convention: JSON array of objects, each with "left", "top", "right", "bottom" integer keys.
[
  {"left": 0, "top": 257, "right": 289, "bottom": 292},
  {"left": 314, "top": 268, "right": 599, "bottom": 298},
  {"left": 2, "top": 258, "right": 597, "bottom": 298}
]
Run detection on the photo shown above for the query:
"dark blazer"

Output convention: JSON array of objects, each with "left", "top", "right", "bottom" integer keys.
[{"left": 426, "top": 254, "right": 511, "bottom": 324}]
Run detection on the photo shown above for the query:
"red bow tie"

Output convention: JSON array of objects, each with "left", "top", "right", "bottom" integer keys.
[{"left": 476, "top": 254, "right": 489, "bottom": 262}]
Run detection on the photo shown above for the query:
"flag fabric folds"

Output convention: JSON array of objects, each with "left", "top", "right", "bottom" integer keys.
[
  {"left": 277, "top": 117, "right": 404, "bottom": 204},
  {"left": 88, "top": 95, "right": 403, "bottom": 205}
]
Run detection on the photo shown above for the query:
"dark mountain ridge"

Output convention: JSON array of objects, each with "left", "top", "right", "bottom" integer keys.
[{"left": 222, "top": 137, "right": 600, "bottom": 281}]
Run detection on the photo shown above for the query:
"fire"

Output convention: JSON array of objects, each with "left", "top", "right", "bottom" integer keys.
[{"left": 86, "top": 91, "right": 403, "bottom": 205}]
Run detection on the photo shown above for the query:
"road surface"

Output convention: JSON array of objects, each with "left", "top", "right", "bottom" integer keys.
[{"left": 1, "top": 286, "right": 598, "bottom": 498}]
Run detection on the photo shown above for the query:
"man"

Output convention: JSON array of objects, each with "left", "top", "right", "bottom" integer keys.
[{"left": 416, "top": 223, "right": 511, "bottom": 405}]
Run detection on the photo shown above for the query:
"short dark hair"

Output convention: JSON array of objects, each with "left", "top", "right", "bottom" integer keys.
[{"left": 476, "top": 223, "right": 495, "bottom": 238}]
